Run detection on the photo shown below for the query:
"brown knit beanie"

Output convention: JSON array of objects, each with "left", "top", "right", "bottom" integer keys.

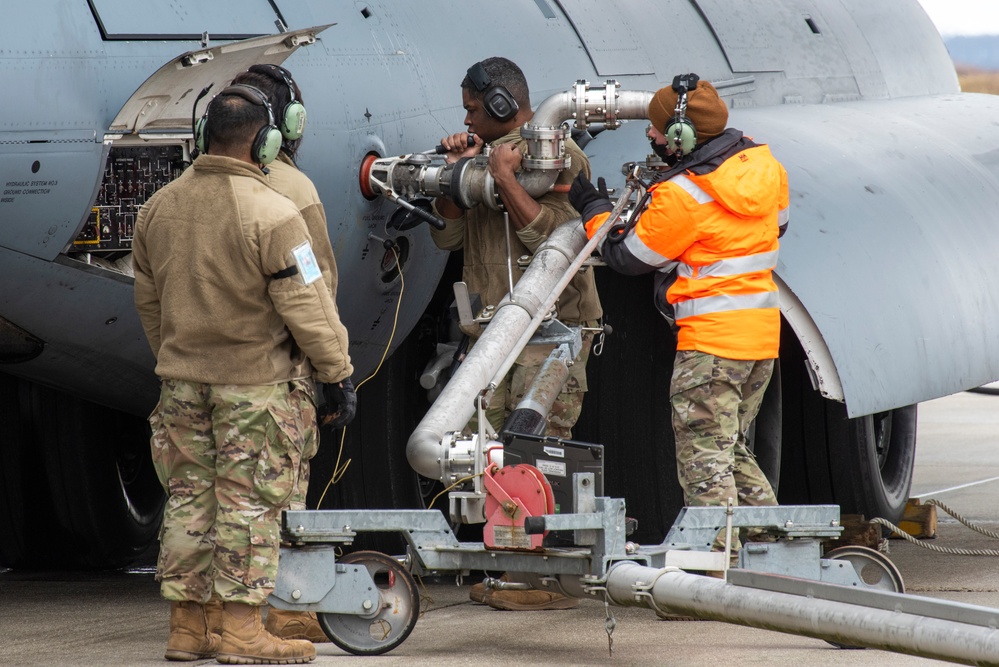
[{"left": 648, "top": 79, "right": 728, "bottom": 142}]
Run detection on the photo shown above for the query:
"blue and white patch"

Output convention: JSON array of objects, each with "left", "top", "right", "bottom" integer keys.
[{"left": 291, "top": 242, "right": 323, "bottom": 285}]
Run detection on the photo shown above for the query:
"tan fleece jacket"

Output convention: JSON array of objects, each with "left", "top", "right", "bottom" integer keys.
[
  {"left": 266, "top": 153, "right": 351, "bottom": 383},
  {"left": 266, "top": 153, "right": 339, "bottom": 300},
  {"left": 133, "top": 154, "right": 352, "bottom": 385},
  {"left": 429, "top": 129, "right": 602, "bottom": 324}
]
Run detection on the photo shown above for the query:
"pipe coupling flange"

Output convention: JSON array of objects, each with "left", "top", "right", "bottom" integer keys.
[
  {"left": 522, "top": 156, "right": 571, "bottom": 171},
  {"left": 521, "top": 124, "right": 569, "bottom": 163},
  {"left": 441, "top": 431, "right": 476, "bottom": 486},
  {"left": 570, "top": 79, "right": 622, "bottom": 130},
  {"left": 571, "top": 80, "right": 590, "bottom": 129},
  {"left": 596, "top": 79, "right": 622, "bottom": 128}
]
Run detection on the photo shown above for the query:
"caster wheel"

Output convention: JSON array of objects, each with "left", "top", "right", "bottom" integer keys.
[
  {"left": 318, "top": 550, "right": 420, "bottom": 655},
  {"left": 824, "top": 545, "right": 905, "bottom": 649}
]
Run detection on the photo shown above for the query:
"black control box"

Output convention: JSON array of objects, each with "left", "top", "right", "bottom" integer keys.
[{"left": 502, "top": 433, "right": 604, "bottom": 546}]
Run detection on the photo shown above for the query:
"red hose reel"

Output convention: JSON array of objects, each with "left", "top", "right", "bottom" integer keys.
[{"left": 482, "top": 463, "right": 555, "bottom": 551}]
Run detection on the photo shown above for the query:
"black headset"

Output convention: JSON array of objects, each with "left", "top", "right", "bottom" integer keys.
[
  {"left": 195, "top": 84, "right": 283, "bottom": 165},
  {"left": 466, "top": 61, "right": 519, "bottom": 122},
  {"left": 663, "top": 73, "right": 700, "bottom": 157},
  {"left": 247, "top": 64, "right": 308, "bottom": 141}
]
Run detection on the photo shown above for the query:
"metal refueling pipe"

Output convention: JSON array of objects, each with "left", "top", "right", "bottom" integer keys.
[
  {"left": 499, "top": 345, "right": 572, "bottom": 438},
  {"left": 359, "top": 82, "right": 654, "bottom": 220},
  {"left": 357, "top": 80, "right": 655, "bottom": 483},
  {"left": 603, "top": 562, "right": 999, "bottom": 666},
  {"left": 405, "top": 180, "right": 636, "bottom": 482}
]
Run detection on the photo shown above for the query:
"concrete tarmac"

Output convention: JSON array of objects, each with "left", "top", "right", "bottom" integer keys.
[{"left": 4, "top": 389, "right": 999, "bottom": 666}]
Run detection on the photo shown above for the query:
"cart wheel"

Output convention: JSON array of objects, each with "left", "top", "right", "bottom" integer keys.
[
  {"left": 318, "top": 550, "right": 420, "bottom": 655},
  {"left": 824, "top": 545, "right": 905, "bottom": 649}
]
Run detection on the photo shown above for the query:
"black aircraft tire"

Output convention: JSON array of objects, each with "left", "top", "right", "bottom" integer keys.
[
  {"left": 0, "top": 373, "right": 164, "bottom": 569},
  {"left": 750, "top": 360, "right": 783, "bottom": 492},
  {"left": 827, "top": 404, "right": 917, "bottom": 523},
  {"left": 777, "top": 322, "right": 916, "bottom": 524},
  {"left": 0, "top": 373, "right": 41, "bottom": 567}
]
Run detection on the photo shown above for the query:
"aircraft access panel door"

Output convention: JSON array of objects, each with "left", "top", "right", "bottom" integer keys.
[
  {"left": 692, "top": 0, "right": 957, "bottom": 99},
  {"left": 554, "top": 0, "right": 732, "bottom": 82},
  {"left": 88, "top": 0, "right": 281, "bottom": 40},
  {"left": 554, "top": 0, "right": 655, "bottom": 75},
  {"left": 692, "top": 0, "right": 862, "bottom": 84}
]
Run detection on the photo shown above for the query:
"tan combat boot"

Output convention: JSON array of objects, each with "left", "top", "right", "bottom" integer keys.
[
  {"left": 205, "top": 596, "right": 224, "bottom": 636},
  {"left": 164, "top": 601, "right": 221, "bottom": 661},
  {"left": 217, "top": 602, "right": 316, "bottom": 665},
  {"left": 265, "top": 607, "right": 330, "bottom": 643},
  {"left": 484, "top": 588, "right": 579, "bottom": 611}
]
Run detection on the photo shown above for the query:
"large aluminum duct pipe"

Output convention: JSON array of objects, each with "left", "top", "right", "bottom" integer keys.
[
  {"left": 405, "top": 221, "right": 586, "bottom": 481},
  {"left": 604, "top": 562, "right": 999, "bottom": 666},
  {"left": 402, "top": 81, "right": 656, "bottom": 483},
  {"left": 530, "top": 80, "right": 654, "bottom": 132},
  {"left": 406, "top": 185, "right": 638, "bottom": 484},
  {"left": 360, "top": 81, "right": 655, "bottom": 219}
]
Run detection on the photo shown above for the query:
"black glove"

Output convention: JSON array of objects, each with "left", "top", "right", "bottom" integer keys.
[
  {"left": 320, "top": 377, "right": 357, "bottom": 430},
  {"left": 568, "top": 172, "right": 613, "bottom": 223}
]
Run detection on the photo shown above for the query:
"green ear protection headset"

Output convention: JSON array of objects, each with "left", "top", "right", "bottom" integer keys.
[
  {"left": 195, "top": 84, "right": 283, "bottom": 165},
  {"left": 247, "top": 63, "right": 308, "bottom": 141},
  {"left": 663, "top": 73, "right": 700, "bottom": 157}
]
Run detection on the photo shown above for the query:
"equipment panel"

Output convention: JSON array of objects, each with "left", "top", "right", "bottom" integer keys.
[{"left": 72, "top": 146, "right": 185, "bottom": 254}]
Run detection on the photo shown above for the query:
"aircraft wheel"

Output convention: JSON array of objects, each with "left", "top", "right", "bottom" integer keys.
[
  {"left": 318, "top": 550, "right": 420, "bottom": 655},
  {"left": 749, "top": 359, "right": 782, "bottom": 492},
  {"left": 0, "top": 372, "right": 38, "bottom": 567},
  {"left": 777, "top": 322, "right": 916, "bottom": 525},
  {"left": 831, "top": 405, "right": 917, "bottom": 523},
  {"left": 0, "top": 372, "right": 164, "bottom": 569},
  {"left": 824, "top": 545, "right": 905, "bottom": 649}
]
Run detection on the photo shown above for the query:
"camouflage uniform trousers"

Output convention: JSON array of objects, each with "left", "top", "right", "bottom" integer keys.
[
  {"left": 149, "top": 379, "right": 309, "bottom": 605},
  {"left": 670, "top": 350, "right": 778, "bottom": 552},
  {"left": 287, "top": 378, "right": 318, "bottom": 510},
  {"left": 471, "top": 321, "right": 597, "bottom": 439}
]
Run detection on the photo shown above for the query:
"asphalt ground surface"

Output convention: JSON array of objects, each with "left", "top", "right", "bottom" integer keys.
[{"left": 4, "top": 389, "right": 999, "bottom": 666}]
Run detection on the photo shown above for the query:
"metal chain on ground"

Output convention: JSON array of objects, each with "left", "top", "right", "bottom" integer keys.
[{"left": 871, "top": 498, "right": 999, "bottom": 556}]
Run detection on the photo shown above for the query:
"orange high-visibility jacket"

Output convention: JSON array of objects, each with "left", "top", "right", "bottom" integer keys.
[{"left": 585, "top": 130, "right": 789, "bottom": 360}]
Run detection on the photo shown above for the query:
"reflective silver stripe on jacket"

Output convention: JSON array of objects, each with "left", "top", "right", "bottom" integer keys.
[
  {"left": 621, "top": 229, "right": 676, "bottom": 269},
  {"left": 778, "top": 206, "right": 790, "bottom": 227},
  {"left": 671, "top": 174, "right": 715, "bottom": 204},
  {"left": 616, "top": 174, "right": 716, "bottom": 269},
  {"left": 674, "top": 290, "right": 779, "bottom": 320},
  {"left": 677, "top": 250, "right": 779, "bottom": 279}
]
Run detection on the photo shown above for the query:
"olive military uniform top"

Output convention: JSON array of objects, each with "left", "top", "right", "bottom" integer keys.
[
  {"left": 429, "top": 128, "right": 602, "bottom": 437},
  {"left": 266, "top": 152, "right": 339, "bottom": 302},
  {"left": 429, "top": 128, "right": 602, "bottom": 325}
]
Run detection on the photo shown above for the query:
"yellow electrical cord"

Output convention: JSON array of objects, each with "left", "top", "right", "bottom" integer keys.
[
  {"left": 426, "top": 472, "right": 483, "bottom": 510},
  {"left": 316, "top": 244, "right": 405, "bottom": 509}
]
